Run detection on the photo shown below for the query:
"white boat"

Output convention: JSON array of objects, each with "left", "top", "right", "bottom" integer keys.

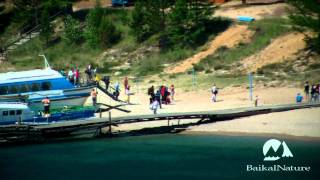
[
  {"left": 0, "top": 102, "right": 96, "bottom": 125},
  {"left": 0, "top": 56, "right": 94, "bottom": 108}
]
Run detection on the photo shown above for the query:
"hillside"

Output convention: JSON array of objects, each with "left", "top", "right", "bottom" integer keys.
[{"left": 1, "top": 0, "right": 319, "bottom": 90}]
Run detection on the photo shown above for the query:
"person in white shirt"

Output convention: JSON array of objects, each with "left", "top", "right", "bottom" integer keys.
[
  {"left": 150, "top": 99, "right": 159, "bottom": 114},
  {"left": 211, "top": 84, "right": 218, "bottom": 102}
]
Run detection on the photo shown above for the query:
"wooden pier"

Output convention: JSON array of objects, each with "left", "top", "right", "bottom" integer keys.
[{"left": 0, "top": 102, "right": 319, "bottom": 143}]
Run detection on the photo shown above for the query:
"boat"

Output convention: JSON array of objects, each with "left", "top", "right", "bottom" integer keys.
[
  {"left": 0, "top": 55, "right": 94, "bottom": 109},
  {"left": 0, "top": 102, "right": 96, "bottom": 125}
]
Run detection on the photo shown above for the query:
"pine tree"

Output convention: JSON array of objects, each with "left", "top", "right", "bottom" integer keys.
[
  {"left": 288, "top": 0, "right": 320, "bottom": 52},
  {"left": 64, "top": 15, "right": 83, "bottom": 44},
  {"left": 40, "top": 6, "right": 53, "bottom": 46},
  {"left": 84, "top": 1, "right": 104, "bottom": 47}
]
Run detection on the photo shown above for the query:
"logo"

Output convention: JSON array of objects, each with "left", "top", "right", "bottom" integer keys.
[{"left": 263, "top": 139, "right": 293, "bottom": 161}]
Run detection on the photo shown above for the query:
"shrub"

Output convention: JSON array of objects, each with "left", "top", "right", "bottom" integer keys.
[
  {"left": 99, "top": 18, "right": 121, "bottom": 48},
  {"left": 63, "top": 15, "right": 83, "bottom": 44}
]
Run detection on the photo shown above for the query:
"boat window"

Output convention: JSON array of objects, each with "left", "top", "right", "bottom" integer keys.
[
  {"left": 19, "top": 84, "right": 29, "bottom": 93},
  {"left": 0, "top": 86, "right": 8, "bottom": 95},
  {"left": 2, "top": 111, "right": 8, "bottom": 116},
  {"left": 16, "top": 110, "right": 22, "bottom": 115},
  {"left": 9, "top": 110, "right": 15, "bottom": 116},
  {"left": 41, "top": 82, "right": 51, "bottom": 91},
  {"left": 31, "top": 83, "right": 40, "bottom": 92},
  {"left": 8, "top": 85, "right": 19, "bottom": 94}
]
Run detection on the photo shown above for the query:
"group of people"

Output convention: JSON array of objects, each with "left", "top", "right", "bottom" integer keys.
[
  {"left": 301, "top": 81, "right": 320, "bottom": 103},
  {"left": 148, "top": 85, "right": 175, "bottom": 114},
  {"left": 85, "top": 64, "right": 98, "bottom": 84},
  {"left": 60, "top": 68, "right": 81, "bottom": 86}
]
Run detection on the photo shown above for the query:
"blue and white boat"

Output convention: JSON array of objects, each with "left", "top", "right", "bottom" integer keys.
[
  {"left": 0, "top": 56, "right": 93, "bottom": 109},
  {"left": 0, "top": 102, "right": 95, "bottom": 125}
]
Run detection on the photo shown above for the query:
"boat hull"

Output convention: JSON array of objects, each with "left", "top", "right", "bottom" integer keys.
[{"left": 29, "top": 96, "right": 89, "bottom": 110}]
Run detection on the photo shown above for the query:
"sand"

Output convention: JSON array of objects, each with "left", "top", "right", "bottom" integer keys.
[
  {"left": 90, "top": 85, "right": 320, "bottom": 139},
  {"left": 165, "top": 25, "right": 254, "bottom": 74},
  {"left": 186, "top": 107, "right": 320, "bottom": 139},
  {"left": 241, "top": 32, "right": 306, "bottom": 72},
  {"left": 93, "top": 86, "right": 303, "bottom": 118},
  {"left": 215, "top": 1, "right": 289, "bottom": 20}
]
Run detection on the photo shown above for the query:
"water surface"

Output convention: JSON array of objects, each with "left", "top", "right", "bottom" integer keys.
[{"left": 0, "top": 134, "right": 319, "bottom": 180}]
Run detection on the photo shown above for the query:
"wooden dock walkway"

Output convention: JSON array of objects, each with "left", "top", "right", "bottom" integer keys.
[{"left": 0, "top": 102, "right": 319, "bottom": 142}]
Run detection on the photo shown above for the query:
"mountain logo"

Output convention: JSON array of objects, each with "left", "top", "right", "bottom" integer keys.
[{"left": 263, "top": 139, "right": 293, "bottom": 161}]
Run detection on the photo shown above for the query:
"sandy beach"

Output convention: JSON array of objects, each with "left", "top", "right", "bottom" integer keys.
[
  {"left": 90, "top": 85, "right": 320, "bottom": 139},
  {"left": 186, "top": 107, "right": 320, "bottom": 139}
]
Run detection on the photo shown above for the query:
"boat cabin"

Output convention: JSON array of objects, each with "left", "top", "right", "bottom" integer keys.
[{"left": 0, "top": 69, "right": 74, "bottom": 96}]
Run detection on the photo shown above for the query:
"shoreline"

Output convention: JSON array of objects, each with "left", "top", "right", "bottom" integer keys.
[{"left": 180, "top": 131, "right": 320, "bottom": 142}]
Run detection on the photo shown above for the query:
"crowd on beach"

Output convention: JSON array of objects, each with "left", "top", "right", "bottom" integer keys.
[
  {"left": 147, "top": 84, "right": 175, "bottom": 114},
  {"left": 302, "top": 81, "right": 320, "bottom": 102},
  {"left": 57, "top": 64, "right": 320, "bottom": 115}
]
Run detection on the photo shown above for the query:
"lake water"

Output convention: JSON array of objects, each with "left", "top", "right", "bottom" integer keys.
[{"left": 0, "top": 134, "right": 319, "bottom": 180}]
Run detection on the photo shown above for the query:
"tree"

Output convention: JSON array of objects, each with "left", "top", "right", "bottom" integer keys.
[
  {"left": 40, "top": 6, "right": 53, "bottom": 45},
  {"left": 131, "top": 0, "right": 151, "bottom": 42},
  {"left": 84, "top": 1, "right": 104, "bottom": 47},
  {"left": 288, "top": 0, "right": 320, "bottom": 52},
  {"left": 63, "top": 15, "right": 83, "bottom": 44},
  {"left": 99, "top": 18, "right": 121, "bottom": 47},
  {"left": 131, "top": 0, "right": 170, "bottom": 42},
  {"left": 167, "top": 0, "right": 213, "bottom": 48}
]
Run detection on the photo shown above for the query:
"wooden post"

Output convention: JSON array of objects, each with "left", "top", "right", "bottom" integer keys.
[{"left": 108, "top": 111, "right": 112, "bottom": 134}]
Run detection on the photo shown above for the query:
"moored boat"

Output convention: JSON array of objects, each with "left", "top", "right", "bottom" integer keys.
[
  {"left": 0, "top": 56, "right": 94, "bottom": 108},
  {"left": 0, "top": 102, "right": 96, "bottom": 125}
]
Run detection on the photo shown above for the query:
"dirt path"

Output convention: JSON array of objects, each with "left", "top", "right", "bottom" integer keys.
[
  {"left": 241, "top": 32, "right": 306, "bottom": 72},
  {"left": 215, "top": 1, "right": 289, "bottom": 20},
  {"left": 72, "top": 0, "right": 112, "bottom": 11},
  {"left": 165, "top": 25, "right": 254, "bottom": 74}
]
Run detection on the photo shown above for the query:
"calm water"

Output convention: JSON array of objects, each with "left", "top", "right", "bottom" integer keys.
[{"left": 0, "top": 134, "right": 319, "bottom": 180}]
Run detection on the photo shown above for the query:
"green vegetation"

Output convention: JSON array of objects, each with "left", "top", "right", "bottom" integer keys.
[
  {"left": 63, "top": 15, "right": 83, "bottom": 44},
  {"left": 7, "top": 37, "right": 102, "bottom": 70},
  {"left": 131, "top": 0, "right": 215, "bottom": 49},
  {"left": 194, "top": 18, "right": 291, "bottom": 72},
  {"left": 288, "top": 0, "right": 320, "bottom": 52}
]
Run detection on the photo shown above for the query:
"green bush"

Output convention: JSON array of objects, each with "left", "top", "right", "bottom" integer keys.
[
  {"left": 99, "top": 18, "right": 121, "bottom": 48},
  {"left": 84, "top": 3, "right": 103, "bottom": 47},
  {"left": 63, "top": 15, "right": 83, "bottom": 44}
]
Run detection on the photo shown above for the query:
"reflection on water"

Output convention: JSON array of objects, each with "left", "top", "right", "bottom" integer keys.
[{"left": 0, "top": 134, "right": 319, "bottom": 180}]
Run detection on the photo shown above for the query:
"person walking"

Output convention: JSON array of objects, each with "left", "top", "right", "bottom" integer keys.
[
  {"left": 85, "top": 64, "right": 93, "bottom": 84},
  {"left": 113, "top": 82, "right": 120, "bottom": 100},
  {"left": 125, "top": 85, "right": 131, "bottom": 104},
  {"left": 41, "top": 97, "right": 51, "bottom": 117},
  {"left": 170, "top": 84, "right": 175, "bottom": 101},
  {"left": 254, "top": 95, "right": 259, "bottom": 107},
  {"left": 68, "top": 68, "right": 74, "bottom": 84},
  {"left": 150, "top": 99, "right": 159, "bottom": 115},
  {"left": 211, "top": 84, "right": 218, "bottom": 102},
  {"left": 304, "top": 81, "right": 310, "bottom": 101},
  {"left": 74, "top": 68, "right": 80, "bottom": 86},
  {"left": 155, "top": 90, "right": 162, "bottom": 109},
  {"left": 311, "top": 84, "right": 317, "bottom": 102},
  {"left": 91, "top": 88, "right": 98, "bottom": 106},
  {"left": 124, "top": 76, "right": 129, "bottom": 90},
  {"left": 316, "top": 84, "right": 320, "bottom": 102},
  {"left": 102, "top": 76, "right": 110, "bottom": 91},
  {"left": 148, "top": 85, "right": 155, "bottom": 104}
]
